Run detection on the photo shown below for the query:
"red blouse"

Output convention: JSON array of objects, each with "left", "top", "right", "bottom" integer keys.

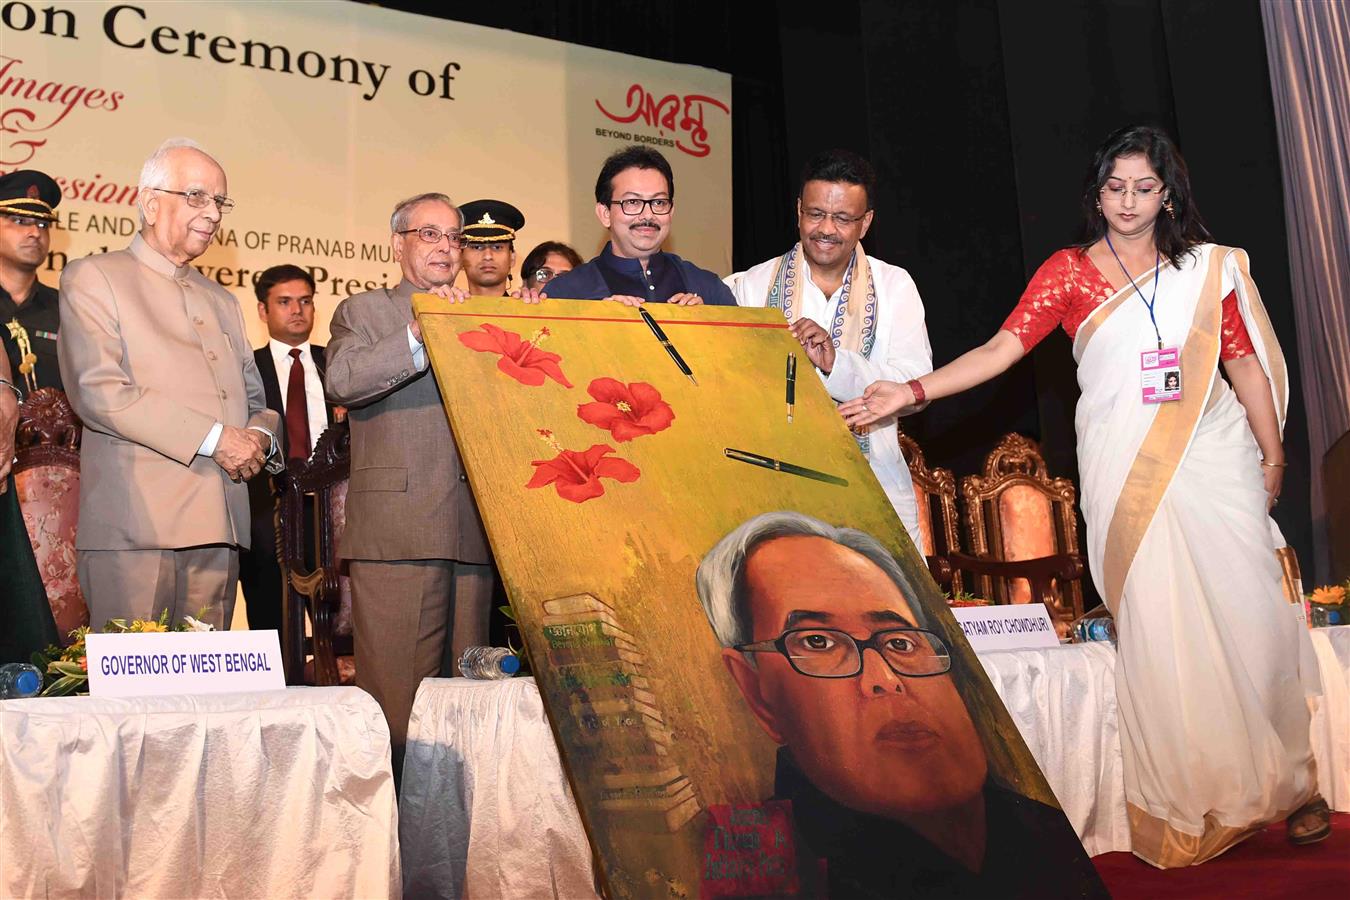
[{"left": 1000, "top": 248, "right": 1254, "bottom": 361}]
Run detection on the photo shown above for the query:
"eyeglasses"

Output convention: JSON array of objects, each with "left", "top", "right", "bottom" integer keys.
[
  {"left": 735, "top": 626, "right": 951, "bottom": 679},
  {"left": 153, "top": 188, "right": 235, "bottom": 214},
  {"left": 1099, "top": 184, "right": 1164, "bottom": 202},
  {"left": 532, "top": 267, "right": 566, "bottom": 284},
  {"left": 398, "top": 226, "right": 466, "bottom": 248},
  {"left": 0, "top": 214, "right": 50, "bottom": 229},
  {"left": 609, "top": 197, "right": 674, "bottom": 216},
  {"left": 801, "top": 208, "right": 869, "bottom": 228}
]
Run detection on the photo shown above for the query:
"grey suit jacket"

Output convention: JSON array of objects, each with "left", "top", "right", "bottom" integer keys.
[
  {"left": 324, "top": 279, "right": 490, "bottom": 563},
  {"left": 58, "top": 235, "right": 281, "bottom": 550}
]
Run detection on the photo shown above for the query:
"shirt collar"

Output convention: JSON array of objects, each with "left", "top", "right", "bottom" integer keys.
[
  {"left": 599, "top": 242, "right": 666, "bottom": 275},
  {"left": 128, "top": 233, "right": 194, "bottom": 280},
  {"left": 269, "top": 338, "right": 312, "bottom": 366},
  {"left": 796, "top": 252, "right": 857, "bottom": 301}
]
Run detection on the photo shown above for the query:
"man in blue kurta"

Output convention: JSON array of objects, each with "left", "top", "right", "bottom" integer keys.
[{"left": 541, "top": 145, "right": 734, "bottom": 306}]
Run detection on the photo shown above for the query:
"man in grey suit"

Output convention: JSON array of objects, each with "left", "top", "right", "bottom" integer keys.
[{"left": 325, "top": 193, "right": 492, "bottom": 776}]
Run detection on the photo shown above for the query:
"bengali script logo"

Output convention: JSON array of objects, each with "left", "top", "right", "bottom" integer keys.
[{"left": 595, "top": 84, "right": 729, "bottom": 159}]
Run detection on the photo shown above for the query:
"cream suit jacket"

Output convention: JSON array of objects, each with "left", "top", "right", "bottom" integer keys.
[
  {"left": 58, "top": 235, "right": 280, "bottom": 550},
  {"left": 325, "top": 279, "right": 490, "bottom": 563}
]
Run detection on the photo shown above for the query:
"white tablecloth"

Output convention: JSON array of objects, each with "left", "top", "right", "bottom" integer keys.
[
  {"left": 398, "top": 627, "right": 1350, "bottom": 896},
  {"left": 980, "top": 626, "right": 1350, "bottom": 855},
  {"left": 1, "top": 686, "right": 400, "bottom": 899},
  {"left": 1309, "top": 625, "right": 1350, "bottom": 811},
  {"left": 399, "top": 678, "right": 595, "bottom": 900},
  {"left": 976, "top": 641, "right": 1130, "bottom": 857}
]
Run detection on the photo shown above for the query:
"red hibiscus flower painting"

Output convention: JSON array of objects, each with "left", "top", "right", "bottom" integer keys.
[
  {"left": 527, "top": 432, "right": 641, "bottom": 503},
  {"left": 576, "top": 378, "right": 675, "bottom": 442},
  {"left": 458, "top": 323, "right": 573, "bottom": 388}
]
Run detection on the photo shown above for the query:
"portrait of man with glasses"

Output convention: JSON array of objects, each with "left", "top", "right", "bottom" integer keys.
[
  {"left": 696, "top": 511, "right": 1102, "bottom": 899},
  {"left": 540, "top": 144, "right": 735, "bottom": 307}
]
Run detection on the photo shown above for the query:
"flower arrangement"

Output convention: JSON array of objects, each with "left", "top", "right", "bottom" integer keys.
[
  {"left": 31, "top": 611, "right": 215, "bottom": 696},
  {"left": 1306, "top": 581, "right": 1348, "bottom": 628},
  {"left": 945, "top": 591, "right": 991, "bottom": 608}
]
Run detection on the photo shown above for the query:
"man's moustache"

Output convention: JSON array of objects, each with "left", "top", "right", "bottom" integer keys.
[
  {"left": 809, "top": 233, "right": 842, "bottom": 245},
  {"left": 633, "top": 220, "right": 660, "bottom": 229}
]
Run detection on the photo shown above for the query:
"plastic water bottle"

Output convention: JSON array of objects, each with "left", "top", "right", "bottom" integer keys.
[
  {"left": 459, "top": 646, "right": 521, "bottom": 680},
  {"left": 1074, "top": 617, "right": 1117, "bottom": 645},
  {"left": 0, "top": 662, "right": 44, "bottom": 699}
]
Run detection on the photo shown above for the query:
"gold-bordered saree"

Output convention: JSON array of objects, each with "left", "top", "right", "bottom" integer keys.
[{"left": 1070, "top": 243, "right": 1320, "bottom": 868}]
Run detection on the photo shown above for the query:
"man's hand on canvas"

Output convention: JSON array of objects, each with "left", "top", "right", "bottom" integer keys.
[{"left": 791, "top": 318, "right": 836, "bottom": 374}]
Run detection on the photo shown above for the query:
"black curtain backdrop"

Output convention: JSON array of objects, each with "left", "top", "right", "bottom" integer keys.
[{"left": 364, "top": 0, "right": 1313, "bottom": 593}]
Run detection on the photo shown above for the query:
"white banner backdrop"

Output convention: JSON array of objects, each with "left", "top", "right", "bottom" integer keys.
[{"left": 0, "top": 0, "right": 733, "bottom": 346}]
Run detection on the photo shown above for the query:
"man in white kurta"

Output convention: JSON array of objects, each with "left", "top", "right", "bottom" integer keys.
[{"left": 728, "top": 150, "right": 930, "bottom": 547}]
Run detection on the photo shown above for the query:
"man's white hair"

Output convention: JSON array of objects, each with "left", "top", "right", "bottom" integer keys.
[
  {"left": 695, "top": 510, "right": 928, "bottom": 649},
  {"left": 390, "top": 192, "right": 460, "bottom": 233},
  {"left": 135, "top": 137, "right": 218, "bottom": 224}
]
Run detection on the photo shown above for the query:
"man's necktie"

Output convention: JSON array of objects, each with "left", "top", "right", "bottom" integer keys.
[{"left": 285, "top": 348, "right": 311, "bottom": 462}]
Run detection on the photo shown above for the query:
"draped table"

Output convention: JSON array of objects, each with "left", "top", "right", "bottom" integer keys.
[
  {"left": 399, "top": 626, "right": 1350, "bottom": 897},
  {"left": 0, "top": 686, "right": 400, "bottom": 899},
  {"left": 398, "top": 677, "right": 594, "bottom": 900}
]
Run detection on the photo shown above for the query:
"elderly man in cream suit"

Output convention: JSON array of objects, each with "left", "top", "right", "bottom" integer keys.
[
  {"left": 326, "top": 192, "right": 493, "bottom": 778},
  {"left": 58, "top": 139, "right": 280, "bottom": 629}
]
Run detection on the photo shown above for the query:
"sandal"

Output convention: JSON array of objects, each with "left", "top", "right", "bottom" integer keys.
[{"left": 1287, "top": 795, "right": 1332, "bottom": 846}]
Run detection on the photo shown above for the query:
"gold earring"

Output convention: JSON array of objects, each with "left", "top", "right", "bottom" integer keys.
[
  {"left": 1164, "top": 199, "right": 1175, "bottom": 220},
  {"left": 1095, "top": 201, "right": 1103, "bottom": 214}
]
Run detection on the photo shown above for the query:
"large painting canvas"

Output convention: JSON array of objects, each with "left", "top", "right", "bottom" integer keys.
[{"left": 417, "top": 296, "right": 1104, "bottom": 899}]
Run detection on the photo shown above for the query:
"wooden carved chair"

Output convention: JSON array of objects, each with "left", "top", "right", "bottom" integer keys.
[
  {"left": 276, "top": 422, "right": 354, "bottom": 686},
  {"left": 957, "top": 434, "right": 1085, "bottom": 633},
  {"left": 897, "top": 431, "right": 963, "bottom": 593},
  {"left": 13, "top": 388, "right": 88, "bottom": 643}
]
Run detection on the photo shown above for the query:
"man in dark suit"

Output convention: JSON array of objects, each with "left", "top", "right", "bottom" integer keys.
[
  {"left": 541, "top": 145, "right": 734, "bottom": 307},
  {"left": 240, "top": 264, "right": 336, "bottom": 632}
]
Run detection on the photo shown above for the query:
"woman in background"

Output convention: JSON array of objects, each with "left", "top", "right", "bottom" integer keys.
[
  {"left": 840, "top": 125, "right": 1329, "bottom": 866},
  {"left": 517, "top": 241, "right": 582, "bottom": 295}
]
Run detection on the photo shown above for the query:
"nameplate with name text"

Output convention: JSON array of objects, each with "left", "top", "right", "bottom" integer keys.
[
  {"left": 950, "top": 605, "right": 1060, "bottom": 653},
  {"left": 85, "top": 630, "right": 285, "bottom": 697}
]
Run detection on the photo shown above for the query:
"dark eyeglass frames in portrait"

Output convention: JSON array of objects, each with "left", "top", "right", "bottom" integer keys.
[{"left": 734, "top": 626, "right": 952, "bottom": 679}]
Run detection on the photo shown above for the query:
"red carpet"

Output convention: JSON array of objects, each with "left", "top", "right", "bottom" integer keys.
[{"left": 1093, "top": 812, "right": 1350, "bottom": 898}]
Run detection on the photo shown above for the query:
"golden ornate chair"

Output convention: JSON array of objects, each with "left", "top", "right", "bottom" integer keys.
[
  {"left": 957, "top": 434, "right": 1085, "bottom": 632},
  {"left": 897, "top": 431, "right": 963, "bottom": 593},
  {"left": 13, "top": 388, "right": 88, "bottom": 642},
  {"left": 276, "top": 422, "right": 354, "bottom": 686}
]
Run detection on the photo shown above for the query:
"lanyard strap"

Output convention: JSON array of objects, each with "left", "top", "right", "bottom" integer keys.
[{"left": 1104, "top": 234, "right": 1163, "bottom": 349}]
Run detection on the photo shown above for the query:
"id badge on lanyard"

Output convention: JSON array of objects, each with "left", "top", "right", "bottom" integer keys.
[{"left": 1141, "top": 347, "right": 1182, "bottom": 403}]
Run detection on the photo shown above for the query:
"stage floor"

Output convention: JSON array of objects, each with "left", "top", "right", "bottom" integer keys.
[{"left": 1094, "top": 812, "right": 1350, "bottom": 898}]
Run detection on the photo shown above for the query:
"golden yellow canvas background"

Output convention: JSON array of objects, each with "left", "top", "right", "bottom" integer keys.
[{"left": 417, "top": 295, "right": 1056, "bottom": 897}]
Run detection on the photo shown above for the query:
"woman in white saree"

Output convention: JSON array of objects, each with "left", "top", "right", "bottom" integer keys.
[{"left": 839, "top": 125, "right": 1329, "bottom": 867}]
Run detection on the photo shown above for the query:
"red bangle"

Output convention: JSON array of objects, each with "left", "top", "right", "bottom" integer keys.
[{"left": 906, "top": 379, "right": 926, "bottom": 406}]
